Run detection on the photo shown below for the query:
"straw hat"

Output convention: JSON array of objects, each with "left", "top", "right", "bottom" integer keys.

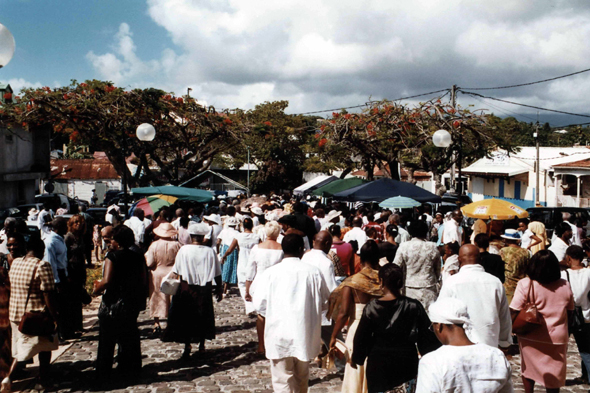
[
  {"left": 226, "top": 217, "right": 240, "bottom": 227},
  {"left": 153, "top": 222, "right": 178, "bottom": 238},
  {"left": 251, "top": 207, "right": 264, "bottom": 216},
  {"left": 326, "top": 210, "right": 342, "bottom": 223},
  {"left": 203, "top": 214, "right": 221, "bottom": 225},
  {"left": 501, "top": 228, "right": 521, "bottom": 241},
  {"left": 188, "top": 223, "right": 210, "bottom": 236}
]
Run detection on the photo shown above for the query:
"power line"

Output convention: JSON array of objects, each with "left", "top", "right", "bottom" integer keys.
[
  {"left": 461, "top": 67, "right": 590, "bottom": 90},
  {"left": 461, "top": 91, "right": 590, "bottom": 119},
  {"left": 292, "top": 89, "right": 450, "bottom": 116}
]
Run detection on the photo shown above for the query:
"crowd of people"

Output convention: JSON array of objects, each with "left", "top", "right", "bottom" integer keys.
[{"left": 0, "top": 194, "right": 589, "bottom": 392}]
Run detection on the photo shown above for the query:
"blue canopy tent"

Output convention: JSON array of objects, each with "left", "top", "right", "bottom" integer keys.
[
  {"left": 332, "top": 178, "right": 441, "bottom": 203},
  {"left": 130, "top": 185, "right": 214, "bottom": 203}
]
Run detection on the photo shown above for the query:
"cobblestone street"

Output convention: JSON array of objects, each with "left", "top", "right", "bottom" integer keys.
[{"left": 10, "top": 289, "right": 590, "bottom": 393}]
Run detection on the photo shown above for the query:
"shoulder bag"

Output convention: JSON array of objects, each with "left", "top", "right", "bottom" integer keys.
[
  {"left": 512, "top": 280, "right": 542, "bottom": 335},
  {"left": 565, "top": 270, "right": 585, "bottom": 335},
  {"left": 18, "top": 262, "right": 56, "bottom": 337},
  {"left": 160, "top": 270, "right": 180, "bottom": 295}
]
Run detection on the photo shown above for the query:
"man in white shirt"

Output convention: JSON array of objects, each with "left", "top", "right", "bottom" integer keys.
[
  {"left": 549, "top": 222, "right": 573, "bottom": 264},
  {"left": 254, "top": 234, "right": 330, "bottom": 393},
  {"left": 301, "top": 230, "right": 338, "bottom": 353},
  {"left": 551, "top": 212, "right": 581, "bottom": 247},
  {"left": 438, "top": 244, "right": 512, "bottom": 349},
  {"left": 416, "top": 297, "right": 513, "bottom": 393},
  {"left": 37, "top": 202, "right": 54, "bottom": 240},
  {"left": 171, "top": 208, "right": 185, "bottom": 230},
  {"left": 441, "top": 210, "right": 463, "bottom": 246},
  {"left": 343, "top": 217, "right": 368, "bottom": 254},
  {"left": 124, "top": 208, "right": 146, "bottom": 247}
]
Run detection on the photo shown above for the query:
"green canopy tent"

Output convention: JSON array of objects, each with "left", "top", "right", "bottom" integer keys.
[
  {"left": 311, "top": 178, "right": 369, "bottom": 198},
  {"left": 130, "top": 185, "right": 214, "bottom": 203}
]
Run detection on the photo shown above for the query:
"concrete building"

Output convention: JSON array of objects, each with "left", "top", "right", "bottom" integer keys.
[
  {"left": 0, "top": 84, "right": 51, "bottom": 208},
  {"left": 463, "top": 147, "right": 590, "bottom": 208}
]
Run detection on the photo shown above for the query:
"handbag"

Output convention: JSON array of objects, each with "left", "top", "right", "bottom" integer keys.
[
  {"left": 565, "top": 270, "right": 586, "bottom": 335},
  {"left": 18, "top": 263, "right": 55, "bottom": 337},
  {"left": 160, "top": 270, "right": 180, "bottom": 296},
  {"left": 512, "top": 280, "right": 542, "bottom": 335}
]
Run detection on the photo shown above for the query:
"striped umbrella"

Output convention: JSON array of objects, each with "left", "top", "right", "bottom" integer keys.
[
  {"left": 133, "top": 194, "right": 178, "bottom": 216},
  {"left": 379, "top": 196, "right": 421, "bottom": 209}
]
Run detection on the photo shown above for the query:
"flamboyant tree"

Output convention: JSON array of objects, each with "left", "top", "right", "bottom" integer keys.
[
  {"left": 317, "top": 98, "right": 515, "bottom": 193},
  {"left": 0, "top": 80, "right": 241, "bottom": 186}
]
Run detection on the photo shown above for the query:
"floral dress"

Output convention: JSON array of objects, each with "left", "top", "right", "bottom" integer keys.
[{"left": 500, "top": 246, "right": 530, "bottom": 304}]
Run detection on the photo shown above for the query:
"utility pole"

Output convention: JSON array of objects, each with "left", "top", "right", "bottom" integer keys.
[
  {"left": 535, "top": 118, "right": 540, "bottom": 206},
  {"left": 450, "top": 85, "right": 460, "bottom": 194}
]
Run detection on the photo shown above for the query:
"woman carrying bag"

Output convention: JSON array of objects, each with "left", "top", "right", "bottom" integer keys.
[{"left": 510, "top": 250, "right": 574, "bottom": 393}]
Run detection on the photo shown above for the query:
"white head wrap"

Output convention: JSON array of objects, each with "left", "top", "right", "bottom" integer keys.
[{"left": 428, "top": 297, "right": 471, "bottom": 326}]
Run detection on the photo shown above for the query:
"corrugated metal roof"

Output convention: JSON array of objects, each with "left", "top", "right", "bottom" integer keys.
[
  {"left": 553, "top": 158, "right": 590, "bottom": 168},
  {"left": 50, "top": 159, "right": 120, "bottom": 180}
]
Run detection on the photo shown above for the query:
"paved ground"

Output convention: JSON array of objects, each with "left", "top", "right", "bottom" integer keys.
[{"left": 11, "top": 289, "right": 590, "bottom": 392}]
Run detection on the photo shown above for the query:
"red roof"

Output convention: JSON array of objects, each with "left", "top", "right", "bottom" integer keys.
[
  {"left": 50, "top": 159, "right": 120, "bottom": 180},
  {"left": 553, "top": 158, "right": 590, "bottom": 168},
  {"left": 351, "top": 165, "right": 431, "bottom": 179}
]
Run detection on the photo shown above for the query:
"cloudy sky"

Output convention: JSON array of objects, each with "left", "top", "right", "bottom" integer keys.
[{"left": 1, "top": 0, "right": 590, "bottom": 126}]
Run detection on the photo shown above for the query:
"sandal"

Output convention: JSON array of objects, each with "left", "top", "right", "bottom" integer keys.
[{"left": 1, "top": 377, "right": 10, "bottom": 393}]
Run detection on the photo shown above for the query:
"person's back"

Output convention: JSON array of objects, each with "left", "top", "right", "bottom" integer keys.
[
  {"left": 104, "top": 248, "right": 147, "bottom": 312},
  {"left": 439, "top": 245, "right": 512, "bottom": 348},
  {"left": 174, "top": 244, "right": 220, "bottom": 285},
  {"left": 417, "top": 343, "right": 513, "bottom": 393},
  {"left": 480, "top": 251, "right": 505, "bottom": 283}
]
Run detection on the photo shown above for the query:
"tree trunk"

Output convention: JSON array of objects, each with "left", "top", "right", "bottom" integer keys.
[
  {"left": 339, "top": 167, "right": 352, "bottom": 179},
  {"left": 386, "top": 159, "right": 401, "bottom": 180},
  {"left": 406, "top": 168, "right": 417, "bottom": 185},
  {"left": 105, "top": 149, "right": 137, "bottom": 189},
  {"left": 364, "top": 160, "right": 374, "bottom": 181},
  {"left": 433, "top": 173, "right": 446, "bottom": 196}
]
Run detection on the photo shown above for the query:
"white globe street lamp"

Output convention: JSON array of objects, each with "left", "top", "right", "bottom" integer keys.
[
  {"left": 432, "top": 129, "right": 452, "bottom": 148},
  {"left": 136, "top": 123, "right": 156, "bottom": 141},
  {"left": 0, "top": 23, "right": 15, "bottom": 69}
]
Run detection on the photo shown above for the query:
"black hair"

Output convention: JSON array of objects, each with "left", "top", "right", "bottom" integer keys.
[
  {"left": 360, "top": 241, "right": 380, "bottom": 267},
  {"left": 112, "top": 225, "right": 136, "bottom": 249},
  {"left": 445, "top": 241, "right": 460, "bottom": 255},
  {"left": 281, "top": 233, "right": 304, "bottom": 255},
  {"left": 527, "top": 250, "right": 561, "bottom": 284},
  {"left": 226, "top": 206, "right": 236, "bottom": 216},
  {"left": 26, "top": 233, "right": 46, "bottom": 259},
  {"left": 555, "top": 222, "right": 572, "bottom": 238},
  {"left": 293, "top": 202, "right": 307, "bottom": 214},
  {"left": 407, "top": 220, "right": 429, "bottom": 238},
  {"left": 518, "top": 218, "right": 530, "bottom": 226},
  {"left": 133, "top": 208, "right": 144, "bottom": 218},
  {"left": 385, "top": 224, "right": 398, "bottom": 239},
  {"left": 180, "top": 216, "right": 189, "bottom": 229},
  {"left": 329, "top": 225, "right": 341, "bottom": 237},
  {"left": 474, "top": 233, "right": 490, "bottom": 250},
  {"left": 379, "top": 263, "right": 404, "bottom": 293},
  {"left": 243, "top": 217, "right": 253, "bottom": 231},
  {"left": 566, "top": 245, "right": 585, "bottom": 261},
  {"left": 365, "top": 227, "right": 376, "bottom": 238}
]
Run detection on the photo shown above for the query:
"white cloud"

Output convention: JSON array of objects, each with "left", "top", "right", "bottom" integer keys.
[
  {"left": 83, "top": 1, "right": 590, "bottom": 120},
  {"left": 0, "top": 78, "right": 43, "bottom": 94}
]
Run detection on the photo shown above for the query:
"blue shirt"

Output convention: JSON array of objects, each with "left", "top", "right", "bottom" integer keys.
[{"left": 43, "top": 231, "right": 68, "bottom": 283}]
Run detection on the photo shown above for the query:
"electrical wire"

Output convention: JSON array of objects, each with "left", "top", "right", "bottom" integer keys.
[
  {"left": 292, "top": 89, "right": 450, "bottom": 115},
  {"left": 461, "top": 91, "right": 590, "bottom": 119},
  {"left": 461, "top": 67, "right": 590, "bottom": 90},
  {"left": 468, "top": 94, "right": 545, "bottom": 124}
]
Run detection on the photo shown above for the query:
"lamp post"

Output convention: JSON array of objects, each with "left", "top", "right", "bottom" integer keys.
[
  {"left": 121, "top": 123, "right": 156, "bottom": 217},
  {"left": 0, "top": 23, "right": 15, "bottom": 69}
]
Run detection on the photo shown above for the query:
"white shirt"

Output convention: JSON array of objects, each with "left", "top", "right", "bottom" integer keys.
[
  {"left": 171, "top": 217, "right": 181, "bottom": 230},
  {"left": 548, "top": 237, "right": 569, "bottom": 263},
  {"left": 124, "top": 216, "right": 146, "bottom": 245},
  {"left": 416, "top": 344, "right": 513, "bottom": 393},
  {"left": 442, "top": 219, "right": 462, "bottom": 246},
  {"left": 245, "top": 246, "right": 284, "bottom": 282},
  {"left": 38, "top": 209, "right": 54, "bottom": 239},
  {"left": 218, "top": 227, "right": 240, "bottom": 247},
  {"left": 342, "top": 227, "right": 368, "bottom": 254},
  {"left": 520, "top": 229, "right": 533, "bottom": 250},
  {"left": 253, "top": 257, "right": 330, "bottom": 362},
  {"left": 173, "top": 244, "right": 221, "bottom": 286},
  {"left": 395, "top": 227, "right": 411, "bottom": 244},
  {"left": 301, "top": 249, "right": 338, "bottom": 326},
  {"left": 562, "top": 268, "right": 590, "bottom": 322},
  {"left": 204, "top": 224, "right": 223, "bottom": 249},
  {"left": 439, "top": 264, "right": 513, "bottom": 348}
]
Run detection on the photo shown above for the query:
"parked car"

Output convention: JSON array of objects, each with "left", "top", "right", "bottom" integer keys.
[
  {"left": 101, "top": 190, "right": 123, "bottom": 207},
  {"left": 11, "top": 203, "right": 44, "bottom": 220},
  {"left": 526, "top": 207, "right": 590, "bottom": 239},
  {"left": 35, "top": 193, "right": 78, "bottom": 214},
  {"left": 86, "top": 207, "right": 108, "bottom": 226}
]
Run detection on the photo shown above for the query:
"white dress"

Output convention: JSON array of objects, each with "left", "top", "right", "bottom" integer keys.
[
  {"left": 236, "top": 232, "right": 260, "bottom": 314},
  {"left": 246, "top": 246, "right": 284, "bottom": 313},
  {"left": 342, "top": 303, "right": 368, "bottom": 393}
]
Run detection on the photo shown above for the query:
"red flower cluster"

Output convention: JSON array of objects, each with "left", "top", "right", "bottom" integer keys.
[
  {"left": 3, "top": 92, "right": 11, "bottom": 100},
  {"left": 177, "top": 97, "right": 184, "bottom": 104},
  {"left": 263, "top": 121, "right": 272, "bottom": 126},
  {"left": 223, "top": 118, "right": 232, "bottom": 125},
  {"left": 319, "top": 138, "right": 327, "bottom": 147},
  {"left": 105, "top": 85, "right": 116, "bottom": 93}
]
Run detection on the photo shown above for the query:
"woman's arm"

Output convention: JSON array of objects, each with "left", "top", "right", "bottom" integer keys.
[
  {"left": 221, "top": 239, "right": 239, "bottom": 262},
  {"left": 330, "top": 286, "right": 353, "bottom": 349},
  {"left": 93, "top": 257, "right": 114, "bottom": 295},
  {"left": 527, "top": 234, "right": 542, "bottom": 250}
]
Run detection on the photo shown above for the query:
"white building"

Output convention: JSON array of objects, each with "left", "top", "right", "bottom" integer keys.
[{"left": 463, "top": 147, "right": 590, "bottom": 208}]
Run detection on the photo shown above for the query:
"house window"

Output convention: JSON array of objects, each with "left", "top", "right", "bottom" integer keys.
[{"left": 514, "top": 181, "right": 521, "bottom": 199}]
